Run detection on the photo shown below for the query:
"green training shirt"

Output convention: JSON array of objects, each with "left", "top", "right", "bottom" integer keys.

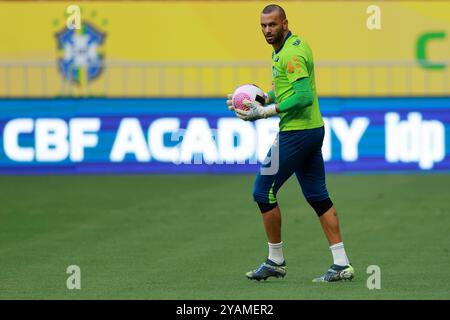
[{"left": 271, "top": 32, "right": 324, "bottom": 131}]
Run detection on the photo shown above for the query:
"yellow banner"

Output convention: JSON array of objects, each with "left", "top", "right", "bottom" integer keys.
[{"left": 0, "top": 1, "right": 448, "bottom": 96}]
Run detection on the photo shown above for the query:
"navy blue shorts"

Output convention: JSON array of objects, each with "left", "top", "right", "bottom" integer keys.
[{"left": 253, "top": 126, "right": 329, "bottom": 204}]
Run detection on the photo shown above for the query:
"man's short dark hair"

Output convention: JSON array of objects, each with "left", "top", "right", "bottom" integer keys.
[{"left": 262, "top": 4, "right": 287, "bottom": 20}]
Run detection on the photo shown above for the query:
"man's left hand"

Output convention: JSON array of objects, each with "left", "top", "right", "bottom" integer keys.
[{"left": 235, "top": 99, "right": 278, "bottom": 121}]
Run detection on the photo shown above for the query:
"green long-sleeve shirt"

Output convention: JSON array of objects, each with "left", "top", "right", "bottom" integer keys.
[{"left": 269, "top": 32, "right": 324, "bottom": 131}]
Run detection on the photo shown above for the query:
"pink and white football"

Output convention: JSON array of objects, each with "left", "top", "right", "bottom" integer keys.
[{"left": 232, "top": 84, "right": 266, "bottom": 111}]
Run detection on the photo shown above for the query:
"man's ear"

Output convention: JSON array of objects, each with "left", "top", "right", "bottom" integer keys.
[{"left": 283, "top": 19, "right": 289, "bottom": 31}]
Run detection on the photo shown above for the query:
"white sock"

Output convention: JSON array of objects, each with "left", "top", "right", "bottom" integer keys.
[
  {"left": 268, "top": 242, "right": 284, "bottom": 265},
  {"left": 330, "top": 242, "right": 349, "bottom": 266}
]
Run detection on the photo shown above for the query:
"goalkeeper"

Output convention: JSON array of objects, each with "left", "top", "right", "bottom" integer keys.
[{"left": 226, "top": 4, "right": 354, "bottom": 282}]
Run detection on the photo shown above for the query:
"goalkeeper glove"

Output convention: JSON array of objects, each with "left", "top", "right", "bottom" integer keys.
[
  {"left": 227, "top": 92, "right": 271, "bottom": 111},
  {"left": 226, "top": 93, "right": 234, "bottom": 111},
  {"left": 235, "top": 99, "right": 278, "bottom": 121}
]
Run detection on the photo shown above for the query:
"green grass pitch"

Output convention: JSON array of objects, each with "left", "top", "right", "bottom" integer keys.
[{"left": 0, "top": 174, "right": 449, "bottom": 299}]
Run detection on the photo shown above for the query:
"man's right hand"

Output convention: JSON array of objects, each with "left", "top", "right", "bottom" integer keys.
[
  {"left": 228, "top": 91, "right": 272, "bottom": 111},
  {"left": 226, "top": 93, "right": 234, "bottom": 111}
]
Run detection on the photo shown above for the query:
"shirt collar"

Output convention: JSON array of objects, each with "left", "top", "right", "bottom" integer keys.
[{"left": 274, "top": 31, "right": 292, "bottom": 54}]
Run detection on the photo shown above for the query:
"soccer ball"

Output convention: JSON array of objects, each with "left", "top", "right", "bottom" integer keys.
[{"left": 232, "top": 84, "right": 266, "bottom": 111}]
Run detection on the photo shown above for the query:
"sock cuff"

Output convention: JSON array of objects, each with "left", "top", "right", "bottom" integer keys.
[
  {"left": 330, "top": 242, "right": 344, "bottom": 250},
  {"left": 268, "top": 242, "right": 283, "bottom": 249}
]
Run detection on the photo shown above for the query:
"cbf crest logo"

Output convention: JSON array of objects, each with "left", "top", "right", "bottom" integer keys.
[{"left": 54, "top": 8, "right": 107, "bottom": 85}]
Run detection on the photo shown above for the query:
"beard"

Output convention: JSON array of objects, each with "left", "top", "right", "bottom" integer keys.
[{"left": 265, "top": 30, "right": 285, "bottom": 45}]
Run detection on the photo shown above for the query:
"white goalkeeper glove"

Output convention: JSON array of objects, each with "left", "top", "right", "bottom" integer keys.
[
  {"left": 235, "top": 99, "right": 278, "bottom": 121},
  {"left": 227, "top": 92, "right": 271, "bottom": 111},
  {"left": 226, "top": 93, "right": 234, "bottom": 111}
]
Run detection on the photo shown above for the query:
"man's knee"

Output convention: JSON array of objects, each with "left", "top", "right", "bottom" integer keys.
[
  {"left": 253, "top": 180, "right": 277, "bottom": 206},
  {"left": 256, "top": 201, "right": 278, "bottom": 214},
  {"left": 307, "top": 197, "right": 333, "bottom": 217},
  {"left": 253, "top": 188, "right": 277, "bottom": 211}
]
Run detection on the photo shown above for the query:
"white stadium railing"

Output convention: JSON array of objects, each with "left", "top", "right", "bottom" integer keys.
[{"left": 0, "top": 60, "right": 448, "bottom": 97}]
